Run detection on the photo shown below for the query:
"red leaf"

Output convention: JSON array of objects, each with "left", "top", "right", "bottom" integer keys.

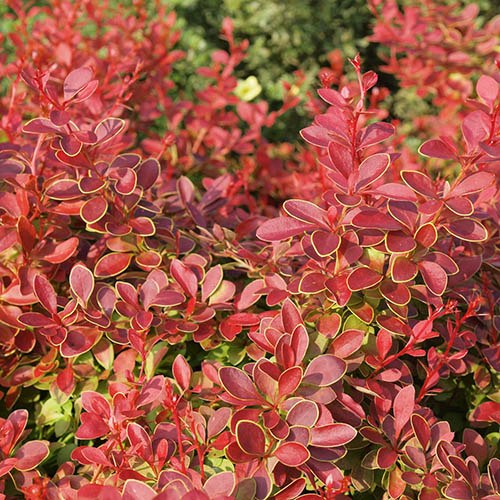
[
  {"left": 56, "top": 366, "right": 75, "bottom": 395},
  {"left": 359, "top": 122, "right": 395, "bottom": 149},
  {"left": 34, "top": 274, "right": 57, "bottom": 315},
  {"left": 122, "top": 480, "right": 156, "bottom": 500},
  {"left": 310, "top": 423, "right": 356, "bottom": 447},
  {"left": 76, "top": 485, "right": 121, "bottom": 500},
  {"left": 393, "top": 385, "right": 415, "bottom": 438},
  {"left": 23, "top": 117, "right": 61, "bottom": 134},
  {"left": 418, "top": 260, "right": 447, "bottom": 296},
  {"left": 170, "top": 259, "right": 198, "bottom": 297},
  {"left": 452, "top": 172, "right": 495, "bottom": 197},
  {"left": 41, "top": 237, "right": 79, "bottom": 264},
  {"left": 136, "top": 158, "right": 160, "bottom": 190},
  {"left": 17, "top": 215, "right": 37, "bottom": 254},
  {"left": 287, "top": 400, "right": 319, "bottom": 427},
  {"left": 81, "top": 196, "right": 108, "bottom": 224},
  {"left": 63, "top": 67, "right": 93, "bottom": 101},
  {"left": 114, "top": 168, "right": 137, "bottom": 195},
  {"left": 444, "top": 218, "right": 488, "bottom": 242},
  {"left": 202, "top": 265, "right": 223, "bottom": 302},
  {"left": 203, "top": 472, "right": 236, "bottom": 498},
  {"left": 347, "top": 266, "right": 383, "bottom": 291},
  {"left": 470, "top": 401, "right": 500, "bottom": 424},
  {"left": 274, "top": 442, "right": 310, "bottom": 467},
  {"left": 303, "top": 355, "right": 346, "bottom": 386},
  {"left": 236, "top": 420, "right": 265, "bottom": 456},
  {"left": 94, "top": 253, "right": 132, "bottom": 277},
  {"left": 274, "top": 478, "right": 306, "bottom": 500},
  {"left": 444, "top": 480, "right": 473, "bottom": 500},
  {"left": 283, "top": 199, "right": 328, "bottom": 227},
  {"left": 70, "top": 263, "right": 94, "bottom": 306},
  {"left": 76, "top": 413, "right": 109, "bottom": 440},
  {"left": 401, "top": 170, "right": 437, "bottom": 198},
  {"left": 173, "top": 354, "right": 192, "bottom": 392},
  {"left": 278, "top": 366, "right": 303, "bottom": 398},
  {"left": 411, "top": 414, "right": 431, "bottom": 450},
  {"left": 477, "top": 75, "right": 498, "bottom": 104},
  {"left": 377, "top": 447, "right": 398, "bottom": 468},
  {"left": 94, "top": 118, "right": 125, "bottom": 144},
  {"left": 376, "top": 329, "right": 393, "bottom": 360},
  {"left": 14, "top": 441, "right": 49, "bottom": 470},
  {"left": 352, "top": 208, "right": 402, "bottom": 230},
  {"left": 356, "top": 153, "right": 390, "bottom": 190},
  {"left": 256, "top": 216, "right": 311, "bottom": 241},
  {"left": 310, "top": 230, "right": 340, "bottom": 256},
  {"left": 331, "top": 329, "right": 364, "bottom": 358},
  {"left": 419, "top": 139, "right": 457, "bottom": 160},
  {"left": 219, "top": 366, "right": 262, "bottom": 403},
  {"left": 300, "top": 126, "right": 330, "bottom": 147},
  {"left": 391, "top": 256, "right": 418, "bottom": 282}
]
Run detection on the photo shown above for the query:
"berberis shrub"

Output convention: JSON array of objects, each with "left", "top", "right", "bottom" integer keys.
[{"left": 0, "top": 0, "right": 498, "bottom": 499}]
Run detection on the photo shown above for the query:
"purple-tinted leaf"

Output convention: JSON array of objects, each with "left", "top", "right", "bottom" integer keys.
[
  {"left": 462, "top": 110, "right": 490, "bottom": 151},
  {"left": 76, "top": 485, "right": 121, "bottom": 500},
  {"left": 202, "top": 265, "right": 223, "bottom": 302},
  {"left": 452, "top": 172, "right": 495, "bottom": 197},
  {"left": 236, "top": 420, "right": 265, "bottom": 456},
  {"left": 411, "top": 414, "right": 431, "bottom": 450},
  {"left": 274, "top": 478, "right": 306, "bottom": 500},
  {"left": 303, "top": 355, "right": 346, "bottom": 386},
  {"left": 60, "top": 327, "right": 101, "bottom": 357},
  {"left": 380, "top": 280, "right": 411, "bottom": 306},
  {"left": 327, "top": 141, "right": 352, "bottom": 179},
  {"left": 70, "top": 264, "right": 94, "bottom": 306},
  {"left": 445, "top": 197, "right": 474, "bottom": 216},
  {"left": 207, "top": 407, "right": 231, "bottom": 439},
  {"left": 310, "top": 423, "right": 356, "bottom": 447},
  {"left": 18, "top": 312, "right": 55, "bottom": 327}
]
